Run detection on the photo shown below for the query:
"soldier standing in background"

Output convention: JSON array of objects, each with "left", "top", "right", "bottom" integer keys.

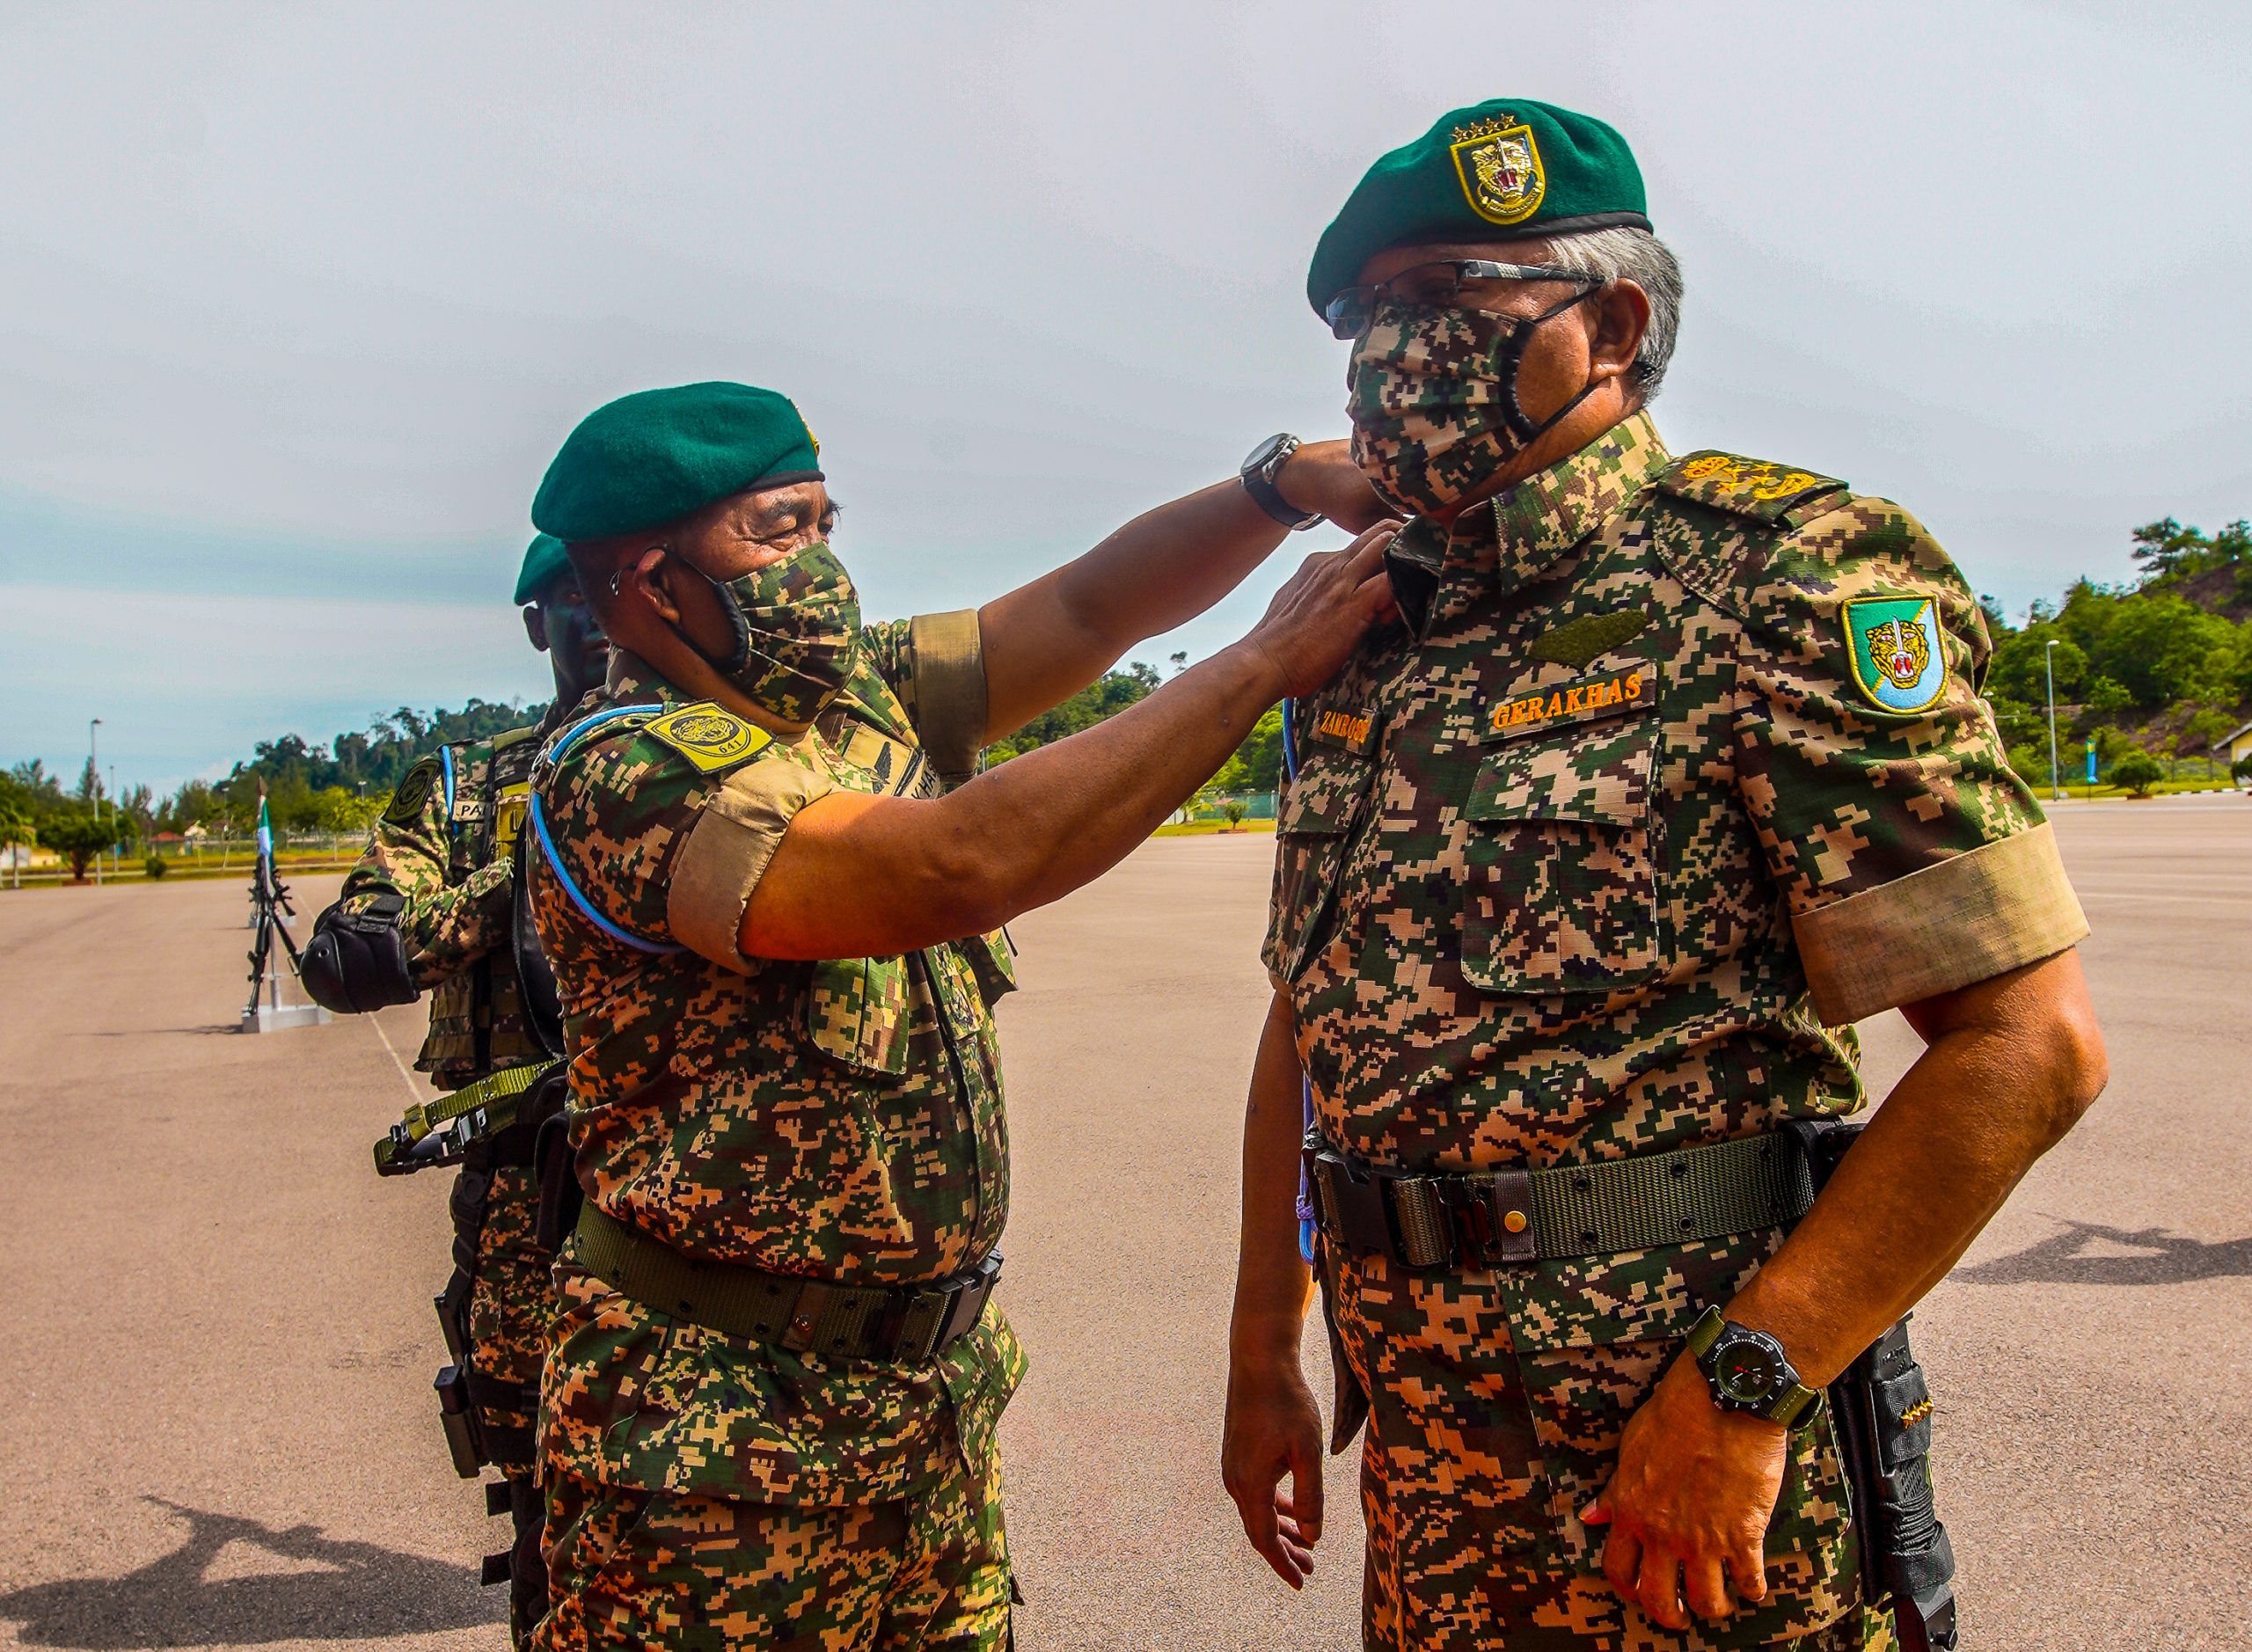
[
  {"left": 303, "top": 533, "right": 609, "bottom": 1647},
  {"left": 1223, "top": 99, "right": 2109, "bottom": 1650}
]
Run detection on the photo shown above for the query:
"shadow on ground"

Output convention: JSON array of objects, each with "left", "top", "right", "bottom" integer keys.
[
  {"left": 1956, "top": 1217, "right": 2252, "bottom": 1286},
  {"left": 0, "top": 1499, "right": 494, "bottom": 1648}
]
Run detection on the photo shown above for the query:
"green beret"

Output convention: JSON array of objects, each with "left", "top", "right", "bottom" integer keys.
[
  {"left": 1307, "top": 99, "right": 1649, "bottom": 316},
  {"left": 531, "top": 381, "right": 823, "bottom": 542},
  {"left": 513, "top": 532, "right": 571, "bottom": 606}
]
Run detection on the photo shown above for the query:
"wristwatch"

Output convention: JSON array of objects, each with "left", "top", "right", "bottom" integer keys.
[
  {"left": 1685, "top": 1307, "right": 1822, "bottom": 1429},
  {"left": 1240, "top": 433, "right": 1322, "bottom": 530}
]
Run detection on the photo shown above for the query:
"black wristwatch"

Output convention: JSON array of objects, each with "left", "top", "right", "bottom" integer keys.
[
  {"left": 1240, "top": 433, "right": 1322, "bottom": 530},
  {"left": 1685, "top": 1307, "right": 1822, "bottom": 1429}
]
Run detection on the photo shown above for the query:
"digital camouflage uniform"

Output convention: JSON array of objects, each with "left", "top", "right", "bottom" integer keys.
[
  {"left": 341, "top": 716, "right": 566, "bottom": 1646},
  {"left": 1269, "top": 412, "right": 2087, "bottom": 1651},
  {"left": 527, "top": 613, "right": 1026, "bottom": 1651}
]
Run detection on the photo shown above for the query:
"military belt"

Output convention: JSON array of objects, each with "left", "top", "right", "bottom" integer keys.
[
  {"left": 568, "top": 1204, "right": 1000, "bottom": 1364},
  {"left": 1307, "top": 1129, "right": 1816, "bottom": 1270}
]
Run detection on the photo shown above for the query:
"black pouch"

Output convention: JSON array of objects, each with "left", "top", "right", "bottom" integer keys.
[{"left": 533, "top": 1109, "right": 582, "bottom": 1255}]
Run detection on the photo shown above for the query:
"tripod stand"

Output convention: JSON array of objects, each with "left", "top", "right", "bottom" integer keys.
[{"left": 239, "top": 822, "right": 330, "bottom": 1033}]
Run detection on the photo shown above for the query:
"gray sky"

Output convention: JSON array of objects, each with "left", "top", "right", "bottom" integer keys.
[{"left": 4, "top": 1, "right": 2248, "bottom": 792}]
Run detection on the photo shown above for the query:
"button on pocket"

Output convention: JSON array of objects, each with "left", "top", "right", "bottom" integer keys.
[{"left": 1461, "top": 728, "right": 1662, "bottom": 994}]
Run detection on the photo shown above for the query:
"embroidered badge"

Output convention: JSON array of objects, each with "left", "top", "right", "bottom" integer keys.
[
  {"left": 642, "top": 702, "right": 774, "bottom": 772},
  {"left": 494, "top": 781, "right": 531, "bottom": 854},
  {"left": 1306, "top": 706, "right": 1376, "bottom": 756},
  {"left": 381, "top": 758, "right": 435, "bottom": 827},
  {"left": 1530, "top": 609, "right": 1650, "bottom": 670},
  {"left": 1843, "top": 596, "right": 1949, "bottom": 714},
  {"left": 1486, "top": 663, "right": 1659, "bottom": 742},
  {"left": 1451, "top": 116, "right": 1546, "bottom": 227}
]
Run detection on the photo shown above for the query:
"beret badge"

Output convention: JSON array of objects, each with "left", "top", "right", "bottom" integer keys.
[{"left": 1451, "top": 115, "right": 1546, "bottom": 227}]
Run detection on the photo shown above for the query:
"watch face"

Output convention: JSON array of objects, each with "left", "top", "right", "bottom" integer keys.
[
  {"left": 1713, "top": 1337, "right": 1783, "bottom": 1404},
  {"left": 1242, "top": 433, "right": 1291, "bottom": 475}
]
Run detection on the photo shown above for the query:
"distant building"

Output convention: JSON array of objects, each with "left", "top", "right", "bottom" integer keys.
[{"left": 2219, "top": 719, "right": 2252, "bottom": 773}]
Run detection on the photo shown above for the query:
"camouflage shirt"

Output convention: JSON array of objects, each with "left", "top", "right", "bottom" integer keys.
[
  {"left": 341, "top": 715, "right": 559, "bottom": 1085},
  {"left": 1270, "top": 412, "right": 2087, "bottom": 1644},
  {"left": 528, "top": 612, "right": 1027, "bottom": 1507}
]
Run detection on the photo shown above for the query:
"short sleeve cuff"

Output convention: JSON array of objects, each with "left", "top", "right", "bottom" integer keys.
[
  {"left": 1794, "top": 822, "right": 2089, "bottom": 1026},
  {"left": 906, "top": 609, "right": 988, "bottom": 782},
  {"left": 666, "top": 749, "right": 836, "bottom": 970}
]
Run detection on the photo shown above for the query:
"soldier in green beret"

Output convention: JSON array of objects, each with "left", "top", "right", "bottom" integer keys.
[
  {"left": 304, "top": 534, "right": 610, "bottom": 1648},
  {"left": 1222, "top": 99, "right": 2110, "bottom": 1649},
  {"left": 519, "top": 381, "right": 1392, "bottom": 1648}
]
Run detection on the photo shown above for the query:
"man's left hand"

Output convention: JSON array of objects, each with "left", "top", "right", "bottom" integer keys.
[
  {"left": 1582, "top": 1356, "right": 1790, "bottom": 1630},
  {"left": 1277, "top": 439, "right": 1387, "bottom": 532}
]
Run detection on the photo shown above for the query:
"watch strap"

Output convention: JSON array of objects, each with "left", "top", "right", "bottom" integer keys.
[{"left": 1241, "top": 435, "right": 1320, "bottom": 530}]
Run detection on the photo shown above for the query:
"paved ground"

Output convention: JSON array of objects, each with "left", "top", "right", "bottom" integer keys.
[{"left": 0, "top": 796, "right": 2244, "bottom": 1651}]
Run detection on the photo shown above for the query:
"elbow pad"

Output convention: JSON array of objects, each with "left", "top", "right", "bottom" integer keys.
[{"left": 302, "top": 892, "right": 420, "bottom": 1013}]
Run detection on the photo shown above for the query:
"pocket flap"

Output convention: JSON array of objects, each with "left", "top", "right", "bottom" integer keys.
[
  {"left": 1277, "top": 762, "right": 1365, "bottom": 837},
  {"left": 1467, "top": 730, "right": 1653, "bottom": 827}
]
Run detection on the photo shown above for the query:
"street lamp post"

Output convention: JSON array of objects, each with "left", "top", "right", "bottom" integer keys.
[
  {"left": 89, "top": 718, "right": 103, "bottom": 887},
  {"left": 2044, "top": 640, "right": 2062, "bottom": 802}
]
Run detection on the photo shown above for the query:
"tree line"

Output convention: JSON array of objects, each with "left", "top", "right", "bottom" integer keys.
[{"left": 1982, "top": 516, "right": 2252, "bottom": 789}]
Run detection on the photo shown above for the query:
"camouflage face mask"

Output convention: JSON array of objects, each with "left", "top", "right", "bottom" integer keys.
[
  {"left": 682, "top": 539, "right": 862, "bottom": 727},
  {"left": 1346, "top": 289, "right": 1597, "bottom": 517}
]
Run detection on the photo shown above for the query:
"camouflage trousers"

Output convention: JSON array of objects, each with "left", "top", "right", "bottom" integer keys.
[
  {"left": 532, "top": 1452, "right": 1012, "bottom": 1650},
  {"left": 1334, "top": 1251, "right": 1875, "bottom": 1652},
  {"left": 452, "top": 1161, "right": 558, "bottom": 1649}
]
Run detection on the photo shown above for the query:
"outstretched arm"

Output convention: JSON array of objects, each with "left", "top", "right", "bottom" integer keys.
[
  {"left": 742, "top": 525, "right": 1398, "bottom": 961},
  {"left": 976, "top": 442, "right": 1385, "bottom": 743}
]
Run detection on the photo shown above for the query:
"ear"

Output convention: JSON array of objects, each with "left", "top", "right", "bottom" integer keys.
[
  {"left": 1586, "top": 280, "right": 1650, "bottom": 387},
  {"left": 523, "top": 605, "right": 549, "bottom": 653},
  {"left": 630, "top": 545, "right": 686, "bottom": 625}
]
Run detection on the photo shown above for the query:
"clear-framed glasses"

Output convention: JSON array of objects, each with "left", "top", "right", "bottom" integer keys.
[{"left": 1322, "top": 260, "right": 1598, "bottom": 340}]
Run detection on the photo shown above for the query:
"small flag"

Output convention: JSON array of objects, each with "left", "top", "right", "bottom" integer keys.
[{"left": 256, "top": 794, "right": 273, "bottom": 858}]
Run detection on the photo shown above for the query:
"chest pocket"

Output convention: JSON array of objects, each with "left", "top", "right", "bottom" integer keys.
[
  {"left": 1269, "top": 755, "right": 1371, "bottom": 981},
  {"left": 1459, "top": 726, "right": 1663, "bottom": 994},
  {"left": 806, "top": 955, "right": 914, "bottom": 1077}
]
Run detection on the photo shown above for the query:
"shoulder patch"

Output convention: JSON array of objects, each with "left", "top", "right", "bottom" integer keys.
[
  {"left": 640, "top": 702, "right": 774, "bottom": 774},
  {"left": 1657, "top": 451, "right": 1847, "bottom": 525},
  {"left": 1841, "top": 594, "right": 1950, "bottom": 714},
  {"left": 382, "top": 757, "right": 437, "bottom": 827}
]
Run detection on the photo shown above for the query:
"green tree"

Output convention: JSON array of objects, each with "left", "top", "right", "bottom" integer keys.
[
  {"left": 1233, "top": 705, "right": 1285, "bottom": 792},
  {"left": 2087, "top": 594, "right": 2238, "bottom": 708},
  {"left": 2234, "top": 753, "right": 2252, "bottom": 786},
  {"left": 40, "top": 808, "right": 121, "bottom": 883},
  {"left": 1222, "top": 798, "right": 1249, "bottom": 831},
  {"left": 2108, "top": 750, "right": 2165, "bottom": 797},
  {"left": 2185, "top": 706, "right": 2237, "bottom": 778}
]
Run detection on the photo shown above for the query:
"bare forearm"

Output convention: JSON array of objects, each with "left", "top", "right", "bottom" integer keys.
[
  {"left": 976, "top": 481, "right": 1287, "bottom": 742},
  {"left": 1723, "top": 960, "right": 2105, "bottom": 1382},
  {"left": 1232, "top": 989, "right": 1317, "bottom": 1363}
]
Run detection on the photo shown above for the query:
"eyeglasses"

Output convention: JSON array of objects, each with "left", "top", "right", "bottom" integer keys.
[{"left": 1322, "top": 260, "right": 1598, "bottom": 340}]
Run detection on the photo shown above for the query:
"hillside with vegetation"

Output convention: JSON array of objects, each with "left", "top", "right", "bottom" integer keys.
[{"left": 1982, "top": 516, "right": 2252, "bottom": 789}]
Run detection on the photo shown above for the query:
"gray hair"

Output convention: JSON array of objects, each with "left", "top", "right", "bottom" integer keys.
[{"left": 1544, "top": 226, "right": 1684, "bottom": 399}]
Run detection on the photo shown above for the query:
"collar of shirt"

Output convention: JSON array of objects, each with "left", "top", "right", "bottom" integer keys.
[
  {"left": 602, "top": 649, "right": 684, "bottom": 708},
  {"left": 1408, "top": 410, "right": 1671, "bottom": 627}
]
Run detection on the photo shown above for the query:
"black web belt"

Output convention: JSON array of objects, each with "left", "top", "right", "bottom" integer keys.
[
  {"left": 569, "top": 1204, "right": 1000, "bottom": 1364},
  {"left": 1307, "top": 1129, "right": 1817, "bottom": 1270}
]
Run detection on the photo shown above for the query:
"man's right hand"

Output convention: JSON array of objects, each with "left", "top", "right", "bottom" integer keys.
[
  {"left": 1221, "top": 1349, "right": 1326, "bottom": 1589},
  {"left": 1244, "top": 521, "right": 1400, "bottom": 700}
]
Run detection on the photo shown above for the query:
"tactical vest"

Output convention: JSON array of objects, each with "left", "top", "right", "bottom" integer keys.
[{"left": 420, "top": 726, "right": 551, "bottom": 1085}]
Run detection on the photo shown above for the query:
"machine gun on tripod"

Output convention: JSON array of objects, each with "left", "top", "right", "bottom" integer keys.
[{"left": 239, "top": 788, "right": 329, "bottom": 1033}]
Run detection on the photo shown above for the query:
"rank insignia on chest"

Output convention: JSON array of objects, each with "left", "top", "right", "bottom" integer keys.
[
  {"left": 1306, "top": 705, "right": 1377, "bottom": 756},
  {"left": 642, "top": 702, "right": 775, "bottom": 772},
  {"left": 1843, "top": 595, "right": 1949, "bottom": 714},
  {"left": 1485, "top": 663, "right": 1659, "bottom": 742}
]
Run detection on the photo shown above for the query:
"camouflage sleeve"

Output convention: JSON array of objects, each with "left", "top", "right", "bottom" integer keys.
[
  {"left": 337, "top": 754, "right": 511, "bottom": 988},
  {"left": 861, "top": 611, "right": 988, "bottom": 778},
  {"left": 540, "top": 731, "right": 837, "bottom": 971},
  {"left": 1733, "top": 498, "right": 2088, "bottom": 1024}
]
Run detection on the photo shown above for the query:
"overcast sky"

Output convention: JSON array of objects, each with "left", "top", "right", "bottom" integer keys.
[{"left": 4, "top": 1, "right": 2248, "bottom": 792}]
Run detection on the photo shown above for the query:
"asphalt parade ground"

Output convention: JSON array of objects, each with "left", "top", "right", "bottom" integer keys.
[{"left": 1, "top": 797, "right": 2246, "bottom": 1652}]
